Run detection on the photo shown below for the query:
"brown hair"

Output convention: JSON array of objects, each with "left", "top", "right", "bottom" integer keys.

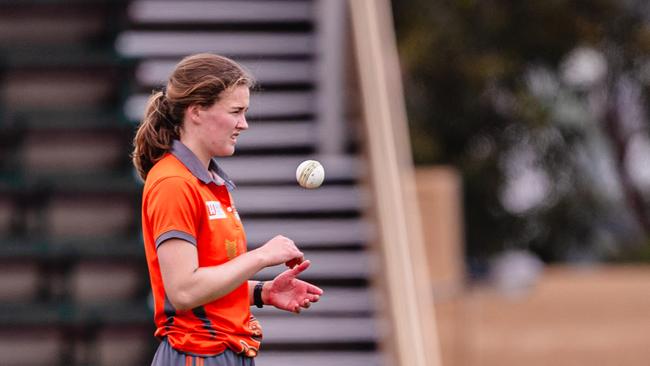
[{"left": 131, "top": 53, "right": 254, "bottom": 181}]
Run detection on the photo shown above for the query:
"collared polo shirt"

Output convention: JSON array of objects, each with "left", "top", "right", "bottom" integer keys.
[{"left": 141, "top": 140, "right": 261, "bottom": 357}]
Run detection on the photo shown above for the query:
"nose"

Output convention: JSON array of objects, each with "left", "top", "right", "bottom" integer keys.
[{"left": 237, "top": 115, "right": 248, "bottom": 130}]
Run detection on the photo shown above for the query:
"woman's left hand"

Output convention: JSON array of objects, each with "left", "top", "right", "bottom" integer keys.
[{"left": 264, "top": 260, "right": 324, "bottom": 313}]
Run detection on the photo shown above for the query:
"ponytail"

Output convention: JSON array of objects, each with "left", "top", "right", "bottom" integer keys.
[{"left": 132, "top": 91, "right": 180, "bottom": 181}]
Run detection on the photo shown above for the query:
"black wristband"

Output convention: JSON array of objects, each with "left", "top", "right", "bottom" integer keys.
[{"left": 254, "top": 281, "right": 265, "bottom": 308}]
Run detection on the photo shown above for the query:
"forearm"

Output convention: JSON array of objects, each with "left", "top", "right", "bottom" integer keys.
[
  {"left": 248, "top": 280, "right": 257, "bottom": 306},
  {"left": 172, "top": 251, "right": 264, "bottom": 310},
  {"left": 159, "top": 235, "right": 303, "bottom": 311}
]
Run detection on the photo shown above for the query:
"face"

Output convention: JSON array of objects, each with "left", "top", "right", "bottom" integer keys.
[{"left": 192, "top": 85, "right": 250, "bottom": 157}]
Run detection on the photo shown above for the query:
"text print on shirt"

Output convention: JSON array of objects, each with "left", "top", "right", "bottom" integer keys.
[{"left": 206, "top": 201, "right": 227, "bottom": 220}]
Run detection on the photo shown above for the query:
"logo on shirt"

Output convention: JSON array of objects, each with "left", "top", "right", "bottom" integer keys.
[
  {"left": 206, "top": 201, "right": 226, "bottom": 220},
  {"left": 225, "top": 239, "right": 238, "bottom": 260}
]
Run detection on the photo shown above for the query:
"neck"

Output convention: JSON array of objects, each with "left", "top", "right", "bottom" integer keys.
[{"left": 179, "top": 136, "right": 211, "bottom": 170}]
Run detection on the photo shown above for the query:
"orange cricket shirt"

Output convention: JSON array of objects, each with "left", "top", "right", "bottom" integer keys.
[{"left": 141, "top": 140, "right": 261, "bottom": 357}]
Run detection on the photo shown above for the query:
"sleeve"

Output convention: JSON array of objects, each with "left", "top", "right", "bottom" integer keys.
[{"left": 146, "top": 176, "right": 200, "bottom": 249}]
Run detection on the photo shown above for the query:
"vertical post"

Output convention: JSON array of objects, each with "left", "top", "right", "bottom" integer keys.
[
  {"left": 348, "top": 0, "right": 443, "bottom": 365},
  {"left": 315, "top": 0, "right": 346, "bottom": 155}
]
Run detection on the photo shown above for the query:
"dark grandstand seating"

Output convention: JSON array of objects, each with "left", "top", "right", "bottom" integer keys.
[
  {"left": 0, "top": 1, "right": 381, "bottom": 365},
  {"left": 0, "top": 1, "right": 149, "bottom": 365}
]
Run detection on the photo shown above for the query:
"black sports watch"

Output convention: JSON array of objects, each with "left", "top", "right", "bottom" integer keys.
[{"left": 254, "top": 281, "right": 265, "bottom": 308}]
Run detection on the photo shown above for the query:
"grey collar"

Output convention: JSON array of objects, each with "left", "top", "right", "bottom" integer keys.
[{"left": 171, "top": 140, "right": 236, "bottom": 191}]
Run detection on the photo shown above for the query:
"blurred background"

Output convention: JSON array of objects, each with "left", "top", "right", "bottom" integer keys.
[
  {"left": 0, "top": 0, "right": 649, "bottom": 365},
  {"left": 393, "top": 0, "right": 650, "bottom": 269},
  {"left": 392, "top": 1, "right": 650, "bottom": 365}
]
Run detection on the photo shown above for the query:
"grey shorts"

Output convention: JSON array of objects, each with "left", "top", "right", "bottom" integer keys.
[{"left": 151, "top": 339, "right": 255, "bottom": 366}]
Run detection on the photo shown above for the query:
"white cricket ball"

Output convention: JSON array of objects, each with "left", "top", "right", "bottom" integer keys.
[{"left": 296, "top": 160, "right": 325, "bottom": 189}]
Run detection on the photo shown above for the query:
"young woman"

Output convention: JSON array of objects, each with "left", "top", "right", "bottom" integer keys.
[{"left": 132, "top": 53, "right": 323, "bottom": 366}]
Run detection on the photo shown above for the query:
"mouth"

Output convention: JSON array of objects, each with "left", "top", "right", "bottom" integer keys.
[{"left": 231, "top": 133, "right": 240, "bottom": 143}]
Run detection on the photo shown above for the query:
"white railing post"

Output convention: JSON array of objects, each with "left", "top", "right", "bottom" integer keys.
[{"left": 315, "top": 0, "right": 347, "bottom": 156}]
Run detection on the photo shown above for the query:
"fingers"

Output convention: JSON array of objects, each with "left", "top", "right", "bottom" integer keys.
[
  {"left": 285, "top": 256, "right": 303, "bottom": 269},
  {"left": 288, "top": 292, "right": 321, "bottom": 314},
  {"left": 260, "top": 235, "right": 304, "bottom": 267},
  {"left": 276, "top": 235, "right": 303, "bottom": 264},
  {"left": 307, "top": 283, "right": 324, "bottom": 295},
  {"left": 299, "top": 290, "right": 320, "bottom": 309},
  {"left": 282, "top": 239, "right": 303, "bottom": 266},
  {"left": 289, "top": 259, "right": 311, "bottom": 275},
  {"left": 295, "top": 298, "right": 311, "bottom": 313}
]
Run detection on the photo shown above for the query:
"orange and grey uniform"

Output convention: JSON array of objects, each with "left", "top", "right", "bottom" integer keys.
[{"left": 142, "top": 140, "right": 261, "bottom": 364}]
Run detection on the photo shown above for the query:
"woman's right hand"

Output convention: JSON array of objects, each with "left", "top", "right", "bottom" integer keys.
[{"left": 255, "top": 235, "right": 304, "bottom": 268}]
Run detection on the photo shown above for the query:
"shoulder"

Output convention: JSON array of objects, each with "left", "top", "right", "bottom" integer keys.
[
  {"left": 143, "top": 175, "right": 203, "bottom": 218},
  {"left": 144, "top": 155, "right": 197, "bottom": 199},
  {"left": 147, "top": 154, "right": 188, "bottom": 181}
]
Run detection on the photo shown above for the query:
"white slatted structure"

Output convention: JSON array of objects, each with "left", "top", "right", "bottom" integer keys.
[
  {"left": 116, "top": 32, "right": 314, "bottom": 57},
  {"left": 253, "top": 287, "right": 374, "bottom": 315},
  {"left": 232, "top": 186, "right": 365, "bottom": 214},
  {"left": 243, "top": 218, "right": 370, "bottom": 248},
  {"left": 128, "top": 0, "right": 314, "bottom": 23},
  {"left": 124, "top": 91, "right": 316, "bottom": 121},
  {"left": 216, "top": 155, "right": 363, "bottom": 181},
  {"left": 257, "top": 317, "right": 378, "bottom": 343},
  {"left": 117, "top": 1, "right": 383, "bottom": 365},
  {"left": 136, "top": 59, "right": 315, "bottom": 86},
  {"left": 256, "top": 352, "right": 382, "bottom": 366},
  {"left": 255, "top": 250, "right": 372, "bottom": 280}
]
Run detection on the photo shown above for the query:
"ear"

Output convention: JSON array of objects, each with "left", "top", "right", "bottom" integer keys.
[{"left": 185, "top": 104, "right": 203, "bottom": 125}]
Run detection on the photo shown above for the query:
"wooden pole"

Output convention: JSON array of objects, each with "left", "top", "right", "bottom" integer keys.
[{"left": 348, "top": 0, "right": 443, "bottom": 365}]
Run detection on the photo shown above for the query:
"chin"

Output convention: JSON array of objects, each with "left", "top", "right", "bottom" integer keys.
[{"left": 215, "top": 147, "right": 236, "bottom": 157}]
